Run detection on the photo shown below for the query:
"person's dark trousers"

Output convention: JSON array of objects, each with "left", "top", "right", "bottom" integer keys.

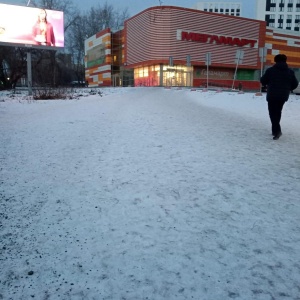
[{"left": 268, "top": 100, "right": 285, "bottom": 135}]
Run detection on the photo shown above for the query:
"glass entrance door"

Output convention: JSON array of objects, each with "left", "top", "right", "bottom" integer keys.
[{"left": 162, "top": 66, "right": 193, "bottom": 87}]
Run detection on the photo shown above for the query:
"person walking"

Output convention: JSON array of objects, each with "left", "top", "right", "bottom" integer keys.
[{"left": 260, "top": 54, "right": 298, "bottom": 140}]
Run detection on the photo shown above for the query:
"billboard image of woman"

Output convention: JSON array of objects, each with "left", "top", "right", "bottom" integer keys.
[
  {"left": 32, "top": 9, "right": 55, "bottom": 46},
  {"left": 0, "top": 4, "right": 64, "bottom": 49}
]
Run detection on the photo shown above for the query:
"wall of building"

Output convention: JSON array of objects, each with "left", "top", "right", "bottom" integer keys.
[
  {"left": 256, "top": 0, "right": 300, "bottom": 31},
  {"left": 125, "top": 6, "right": 265, "bottom": 89},
  {"left": 194, "top": 1, "right": 242, "bottom": 16},
  {"left": 193, "top": 66, "right": 259, "bottom": 89},
  {"left": 264, "top": 27, "right": 300, "bottom": 79},
  {"left": 125, "top": 6, "right": 265, "bottom": 68},
  {"left": 84, "top": 29, "right": 112, "bottom": 87},
  {"left": 265, "top": 27, "right": 300, "bottom": 67}
]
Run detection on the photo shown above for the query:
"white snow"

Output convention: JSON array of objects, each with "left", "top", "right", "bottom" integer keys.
[{"left": 1, "top": 87, "right": 300, "bottom": 300}]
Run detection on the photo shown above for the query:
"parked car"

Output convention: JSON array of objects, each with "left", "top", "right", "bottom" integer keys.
[
  {"left": 70, "top": 81, "right": 87, "bottom": 87},
  {"left": 293, "top": 83, "right": 300, "bottom": 95}
]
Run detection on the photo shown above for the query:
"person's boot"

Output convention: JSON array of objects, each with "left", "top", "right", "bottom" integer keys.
[{"left": 273, "top": 132, "right": 282, "bottom": 140}]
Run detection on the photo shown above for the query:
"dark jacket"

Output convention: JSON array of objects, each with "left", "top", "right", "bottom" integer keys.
[{"left": 260, "top": 62, "right": 299, "bottom": 102}]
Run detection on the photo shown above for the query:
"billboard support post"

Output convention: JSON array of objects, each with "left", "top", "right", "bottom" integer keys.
[
  {"left": 0, "top": 3, "right": 64, "bottom": 95},
  {"left": 259, "top": 47, "right": 267, "bottom": 77},
  {"left": 232, "top": 50, "right": 244, "bottom": 90},
  {"left": 26, "top": 0, "right": 32, "bottom": 95},
  {"left": 27, "top": 50, "right": 32, "bottom": 96}
]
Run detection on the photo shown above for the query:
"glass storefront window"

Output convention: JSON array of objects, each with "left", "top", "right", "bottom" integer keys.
[{"left": 134, "top": 64, "right": 193, "bottom": 87}]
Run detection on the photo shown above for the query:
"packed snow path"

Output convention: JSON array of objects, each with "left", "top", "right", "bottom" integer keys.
[{"left": 1, "top": 88, "right": 300, "bottom": 299}]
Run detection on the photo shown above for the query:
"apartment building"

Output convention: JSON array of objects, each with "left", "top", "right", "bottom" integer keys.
[
  {"left": 256, "top": 0, "right": 300, "bottom": 31},
  {"left": 194, "top": 1, "right": 242, "bottom": 16}
]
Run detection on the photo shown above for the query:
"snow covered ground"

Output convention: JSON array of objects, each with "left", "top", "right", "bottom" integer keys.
[{"left": 1, "top": 87, "right": 300, "bottom": 300}]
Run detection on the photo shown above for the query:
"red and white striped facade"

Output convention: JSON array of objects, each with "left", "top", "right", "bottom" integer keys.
[
  {"left": 125, "top": 6, "right": 266, "bottom": 89},
  {"left": 85, "top": 5, "right": 300, "bottom": 88},
  {"left": 124, "top": 6, "right": 266, "bottom": 89}
]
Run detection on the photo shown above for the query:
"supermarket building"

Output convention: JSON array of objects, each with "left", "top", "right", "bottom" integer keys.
[{"left": 84, "top": 6, "right": 300, "bottom": 90}]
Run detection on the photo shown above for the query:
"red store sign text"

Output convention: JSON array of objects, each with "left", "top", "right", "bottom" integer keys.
[{"left": 180, "top": 31, "right": 257, "bottom": 48}]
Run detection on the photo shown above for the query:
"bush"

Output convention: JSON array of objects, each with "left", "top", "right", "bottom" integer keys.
[{"left": 32, "top": 86, "right": 76, "bottom": 100}]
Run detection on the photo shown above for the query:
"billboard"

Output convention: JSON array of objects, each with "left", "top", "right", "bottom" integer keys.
[{"left": 0, "top": 3, "right": 64, "bottom": 49}]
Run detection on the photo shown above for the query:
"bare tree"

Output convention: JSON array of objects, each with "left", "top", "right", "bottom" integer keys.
[
  {"left": 84, "top": 2, "right": 129, "bottom": 36},
  {"left": 0, "top": 47, "right": 28, "bottom": 89},
  {"left": 114, "top": 7, "right": 130, "bottom": 30},
  {"left": 66, "top": 15, "right": 86, "bottom": 82},
  {"left": 66, "top": 2, "right": 129, "bottom": 83}
]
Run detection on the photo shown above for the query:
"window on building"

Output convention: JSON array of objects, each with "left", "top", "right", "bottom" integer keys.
[
  {"left": 269, "top": 22, "right": 275, "bottom": 27},
  {"left": 267, "top": 15, "right": 276, "bottom": 24},
  {"left": 270, "top": 6, "right": 276, "bottom": 11},
  {"left": 294, "top": 15, "right": 300, "bottom": 31},
  {"left": 288, "top": 0, "right": 293, "bottom": 3},
  {"left": 271, "top": 0, "right": 276, "bottom": 3},
  {"left": 288, "top": 6, "right": 293, "bottom": 11}
]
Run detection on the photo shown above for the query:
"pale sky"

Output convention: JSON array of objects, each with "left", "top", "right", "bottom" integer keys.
[{"left": 1, "top": 0, "right": 257, "bottom": 19}]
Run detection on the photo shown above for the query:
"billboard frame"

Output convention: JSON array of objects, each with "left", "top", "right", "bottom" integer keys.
[
  {"left": 0, "top": 41, "right": 64, "bottom": 51},
  {"left": 0, "top": 3, "right": 65, "bottom": 94},
  {"left": 0, "top": 3, "right": 64, "bottom": 50}
]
